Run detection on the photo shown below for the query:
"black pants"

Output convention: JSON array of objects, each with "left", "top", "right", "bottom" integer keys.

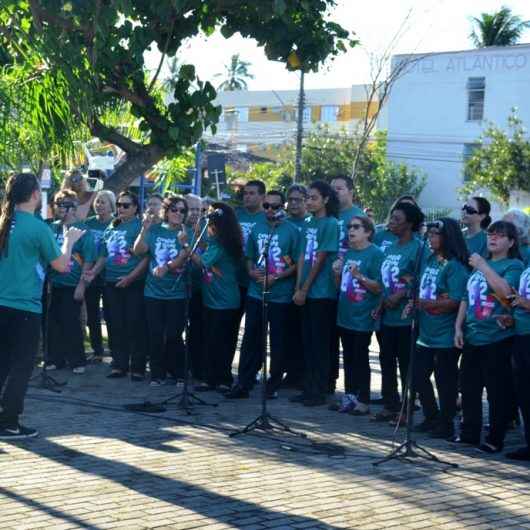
[
  {"left": 379, "top": 324, "right": 411, "bottom": 410},
  {"left": 203, "top": 307, "right": 239, "bottom": 387},
  {"left": 85, "top": 283, "right": 110, "bottom": 356},
  {"left": 284, "top": 303, "right": 304, "bottom": 384},
  {"left": 145, "top": 297, "right": 186, "bottom": 381},
  {"left": 302, "top": 298, "right": 336, "bottom": 399},
  {"left": 460, "top": 338, "right": 513, "bottom": 447},
  {"left": 329, "top": 312, "right": 341, "bottom": 392},
  {"left": 339, "top": 328, "right": 372, "bottom": 404},
  {"left": 512, "top": 334, "right": 530, "bottom": 449},
  {"left": 189, "top": 291, "right": 206, "bottom": 381},
  {"left": 0, "top": 306, "right": 41, "bottom": 427},
  {"left": 238, "top": 297, "right": 288, "bottom": 391},
  {"left": 47, "top": 286, "right": 85, "bottom": 368},
  {"left": 414, "top": 346, "right": 459, "bottom": 424},
  {"left": 104, "top": 281, "right": 146, "bottom": 374}
]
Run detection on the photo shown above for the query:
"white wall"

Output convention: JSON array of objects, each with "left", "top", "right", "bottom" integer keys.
[{"left": 387, "top": 44, "right": 530, "bottom": 212}]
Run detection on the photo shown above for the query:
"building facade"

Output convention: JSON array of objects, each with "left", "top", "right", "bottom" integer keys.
[{"left": 387, "top": 44, "right": 530, "bottom": 213}]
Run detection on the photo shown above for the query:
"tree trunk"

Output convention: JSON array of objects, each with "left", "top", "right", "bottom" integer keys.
[{"left": 103, "top": 145, "right": 166, "bottom": 194}]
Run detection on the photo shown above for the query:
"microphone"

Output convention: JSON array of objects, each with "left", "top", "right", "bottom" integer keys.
[
  {"left": 204, "top": 208, "right": 223, "bottom": 219},
  {"left": 426, "top": 220, "right": 444, "bottom": 230}
]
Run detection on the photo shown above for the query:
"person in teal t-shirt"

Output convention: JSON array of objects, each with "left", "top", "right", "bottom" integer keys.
[
  {"left": 455, "top": 220, "right": 523, "bottom": 452},
  {"left": 291, "top": 181, "right": 339, "bottom": 407},
  {"left": 47, "top": 190, "right": 97, "bottom": 373},
  {"left": 84, "top": 190, "right": 115, "bottom": 359},
  {"left": 332, "top": 215, "right": 383, "bottom": 414},
  {"left": 226, "top": 191, "right": 299, "bottom": 399},
  {"left": 181, "top": 202, "right": 243, "bottom": 391},
  {"left": 509, "top": 262, "right": 530, "bottom": 460},
  {"left": 413, "top": 218, "right": 469, "bottom": 439},
  {"left": 377, "top": 201, "right": 425, "bottom": 420},
  {"left": 134, "top": 196, "right": 190, "bottom": 384},
  {"left": 461, "top": 197, "right": 491, "bottom": 258},
  {"left": 0, "top": 173, "right": 84, "bottom": 440},
  {"left": 85, "top": 191, "right": 148, "bottom": 380}
]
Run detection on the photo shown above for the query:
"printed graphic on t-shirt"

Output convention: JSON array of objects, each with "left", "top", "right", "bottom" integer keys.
[
  {"left": 420, "top": 266, "right": 439, "bottom": 301},
  {"left": 256, "top": 233, "right": 287, "bottom": 275},
  {"left": 378, "top": 239, "right": 394, "bottom": 253},
  {"left": 240, "top": 222, "right": 256, "bottom": 246},
  {"left": 467, "top": 270, "right": 495, "bottom": 320},
  {"left": 304, "top": 228, "right": 318, "bottom": 266},
  {"left": 53, "top": 230, "right": 74, "bottom": 272},
  {"left": 153, "top": 236, "right": 179, "bottom": 274},
  {"left": 338, "top": 220, "right": 349, "bottom": 255},
  {"left": 92, "top": 230, "right": 105, "bottom": 253},
  {"left": 106, "top": 230, "right": 131, "bottom": 265},
  {"left": 519, "top": 268, "right": 530, "bottom": 299},
  {"left": 381, "top": 254, "right": 406, "bottom": 293},
  {"left": 202, "top": 266, "right": 221, "bottom": 284},
  {"left": 340, "top": 260, "right": 366, "bottom": 302}
]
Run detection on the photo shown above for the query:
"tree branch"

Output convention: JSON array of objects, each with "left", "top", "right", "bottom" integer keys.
[
  {"left": 89, "top": 118, "right": 145, "bottom": 155},
  {"left": 148, "top": 17, "right": 176, "bottom": 93}
]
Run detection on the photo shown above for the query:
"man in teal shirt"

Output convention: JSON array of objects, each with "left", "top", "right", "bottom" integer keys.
[{"left": 226, "top": 191, "right": 299, "bottom": 399}]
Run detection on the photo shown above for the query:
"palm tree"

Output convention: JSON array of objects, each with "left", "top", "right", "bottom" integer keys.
[
  {"left": 215, "top": 54, "right": 254, "bottom": 91},
  {"left": 470, "top": 6, "right": 530, "bottom": 48}
]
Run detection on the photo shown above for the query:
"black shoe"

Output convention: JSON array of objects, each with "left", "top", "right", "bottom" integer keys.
[
  {"left": 370, "top": 397, "right": 385, "bottom": 405},
  {"left": 0, "top": 424, "right": 39, "bottom": 440},
  {"left": 194, "top": 383, "right": 215, "bottom": 392},
  {"left": 130, "top": 373, "right": 144, "bottom": 382},
  {"left": 412, "top": 417, "right": 438, "bottom": 433},
  {"left": 505, "top": 447, "right": 530, "bottom": 461},
  {"left": 289, "top": 393, "right": 307, "bottom": 403},
  {"left": 429, "top": 422, "right": 454, "bottom": 440},
  {"left": 225, "top": 386, "right": 249, "bottom": 399},
  {"left": 266, "top": 391, "right": 278, "bottom": 400},
  {"left": 303, "top": 396, "right": 326, "bottom": 407},
  {"left": 478, "top": 443, "right": 503, "bottom": 454},
  {"left": 107, "top": 370, "right": 127, "bottom": 379},
  {"left": 282, "top": 377, "right": 303, "bottom": 389},
  {"left": 216, "top": 384, "right": 232, "bottom": 394},
  {"left": 449, "top": 435, "right": 479, "bottom": 446}
]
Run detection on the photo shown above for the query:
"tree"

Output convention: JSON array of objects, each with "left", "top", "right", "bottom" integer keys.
[
  {"left": 470, "top": 6, "right": 530, "bottom": 47},
  {"left": 215, "top": 54, "right": 254, "bottom": 91},
  {"left": 0, "top": 1, "right": 352, "bottom": 192},
  {"left": 463, "top": 110, "right": 530, "bottom": 204}
]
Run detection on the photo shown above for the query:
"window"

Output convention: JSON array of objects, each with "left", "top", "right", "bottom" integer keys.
[
  {"left": 303, "top": 107, "right": 311, "bottom": 123},
  {"left": 321, "top": 105, "right": 339, "bottom": 123},
  {"left": 467, "top": 77, "right": 485, "bottom": 121}
]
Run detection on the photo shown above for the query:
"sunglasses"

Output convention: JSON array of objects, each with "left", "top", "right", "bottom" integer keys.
[
  {"left": 56, "top": 201, "right": 76, "bottom": 209},
  {"left": 462, "top": 204, "right": 479, "bottom": 215},
  {"left": 347, "top": 223, "right": 363, "bottom": 230},
  {"left": 263, "top": 202, "right": 282, "bottom": 211},
  {"left": 167, "top": 206, "right": 187, "bottom": 214},
  {"left": 487, "top": 231, "right": 508, "bottom": 238},
  {"left": 116, "top": 202, "right": 132, "bottom": 209}
]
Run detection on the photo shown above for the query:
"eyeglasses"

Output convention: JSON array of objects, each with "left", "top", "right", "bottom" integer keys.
[
  {"left": 487, "top": 231, "right": 508, "bottom": 238},
  {"left": 116, "top": 202, "right": 132, "bottom": 209},
  {"left": 263, "top": 202, "right": 282, "bottom": 211},
  {"left": 347, "top": 223, "right": 363, "bottom": 230},
  {"left": 168, "top": 206, "right": 187, "bottom": 214},
  {"left": 462, "top": 204, "right": 479, "bottom": 215},
  {"left": 55, "top": 201, "right": 76, "bottom": 209}
]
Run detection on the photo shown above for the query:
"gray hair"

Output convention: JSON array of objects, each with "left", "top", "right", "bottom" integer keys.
[
  {"left": 503, "top": 208, "right": 530, "bottom": 245},
  {"left": 93, "top": 189, "right": 117, "bottom": 213}
]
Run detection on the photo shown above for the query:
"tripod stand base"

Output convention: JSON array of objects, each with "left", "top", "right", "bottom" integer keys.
[
  {"left": 373, "top": 440, "right": 458, "bottom": 468},
  {"left": 164, "top": 390, "right": 218, "bottom": 415},
  {"left": 229, "top": 412, "right": 307, "bottom": 438}
]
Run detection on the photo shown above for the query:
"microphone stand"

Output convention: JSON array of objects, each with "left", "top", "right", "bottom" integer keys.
[
  {"left": 230, "top": 221, "right": 306, "bottom": 438},
  {"left": 125, "top": 218, "right": 217, "bottom": 415},
  {"left": 373, "top": 232, "right": 457, "bottom": 468}
]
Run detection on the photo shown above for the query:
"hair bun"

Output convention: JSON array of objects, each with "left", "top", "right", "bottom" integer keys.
[{"left": 481, "top": 215, "right": 492, "bottom": 229}]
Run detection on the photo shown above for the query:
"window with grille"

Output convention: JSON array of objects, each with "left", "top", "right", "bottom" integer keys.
[{"left": 467, "top": 77, "right": 485, "bottom": 121}]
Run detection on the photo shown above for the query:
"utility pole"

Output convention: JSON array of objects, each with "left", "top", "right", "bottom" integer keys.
[{"left": 294, "top": 71, "right": 305, "bottom": 183}]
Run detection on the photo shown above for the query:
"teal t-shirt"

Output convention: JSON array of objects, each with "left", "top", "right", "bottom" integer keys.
[
  {"left": 300, "top": 215, "right": 339, "bottom": 300},
  {"left": 373, "top": 228, "right": 398, "bottom": 254},
  {"left": 84, "top": 216, "right": 111, "bottom": 286},
  {"left": 465, "top": 258, "right": 523, "bottom": 345},
  {"left": 337, "top": 205, "right": 364, "bottom": 257},
  {"left": 144, "top": 224, "right": 187, "bottom": 300},
  {"left": 0, "top": 211, "right": 61, "bottom": 313},
  {"left": 514, "top": 265, "right": 530, "bottom": 336},
  {"left": 48, "top": 221, "right": 97, "bottom": 288},
  {"left": 235, "top": 208, "right": 267, "bottom": 287},
  {"left": 417, "top": 255, "right": 469, "bottom": 348},
  {"left": 100, "top": 218, "right": 143, "bottom": 283},
  {"left": 201, "top": 237, "right": 240, "bottom": 309},
  {"left": 465, "top": 230, "right": 488, "bottom": 258},
  {"left": 520, "top": 244, "right": 530, "bottom": 267},
  {"left": 381, "top": 238, "right": 424, "bottom": 327},
  {"left": 337, "top": 244, "right": 384, "bottom": 332},
  {"left": 286, "top": 215, "right": 310, "bottom": 233},
  {"left": 246, "top": 220, "right": 300, "bottom": 304}
]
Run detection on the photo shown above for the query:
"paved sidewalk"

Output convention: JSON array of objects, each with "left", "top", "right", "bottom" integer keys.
[{"left": 1, "top": 344, "right": 529, "bottom": 530}]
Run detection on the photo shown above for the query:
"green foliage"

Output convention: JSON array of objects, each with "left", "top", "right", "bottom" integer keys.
[
  {"left": 227, "top": 161, "right": 290, "bottom": 192},
  {"left": 463, "top": 111, "right": 530, "bottom": 204},
  {"left": 152, "top": 149, "right": 195, "bottom": 193},
  {"left": 216, "top": 54, "right": 254, "bottom": 91},
  {"left": 0, "top": 1, "right": 352, "bottom": 191},
  {"left": 470, "top": 6, "right": 530, "bottom": 47}
]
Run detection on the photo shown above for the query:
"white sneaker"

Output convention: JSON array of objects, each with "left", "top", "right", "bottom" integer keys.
[
  {"left": 45, "top": 364, "right": 57, "bottom": 371},
  {"left": 72, "top": 366, "right": 85, "bottom": 374}
]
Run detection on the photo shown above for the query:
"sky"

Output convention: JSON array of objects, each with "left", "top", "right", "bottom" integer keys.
[{"left": 145, "top": 0, "right": 530, "bottom": 92}]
